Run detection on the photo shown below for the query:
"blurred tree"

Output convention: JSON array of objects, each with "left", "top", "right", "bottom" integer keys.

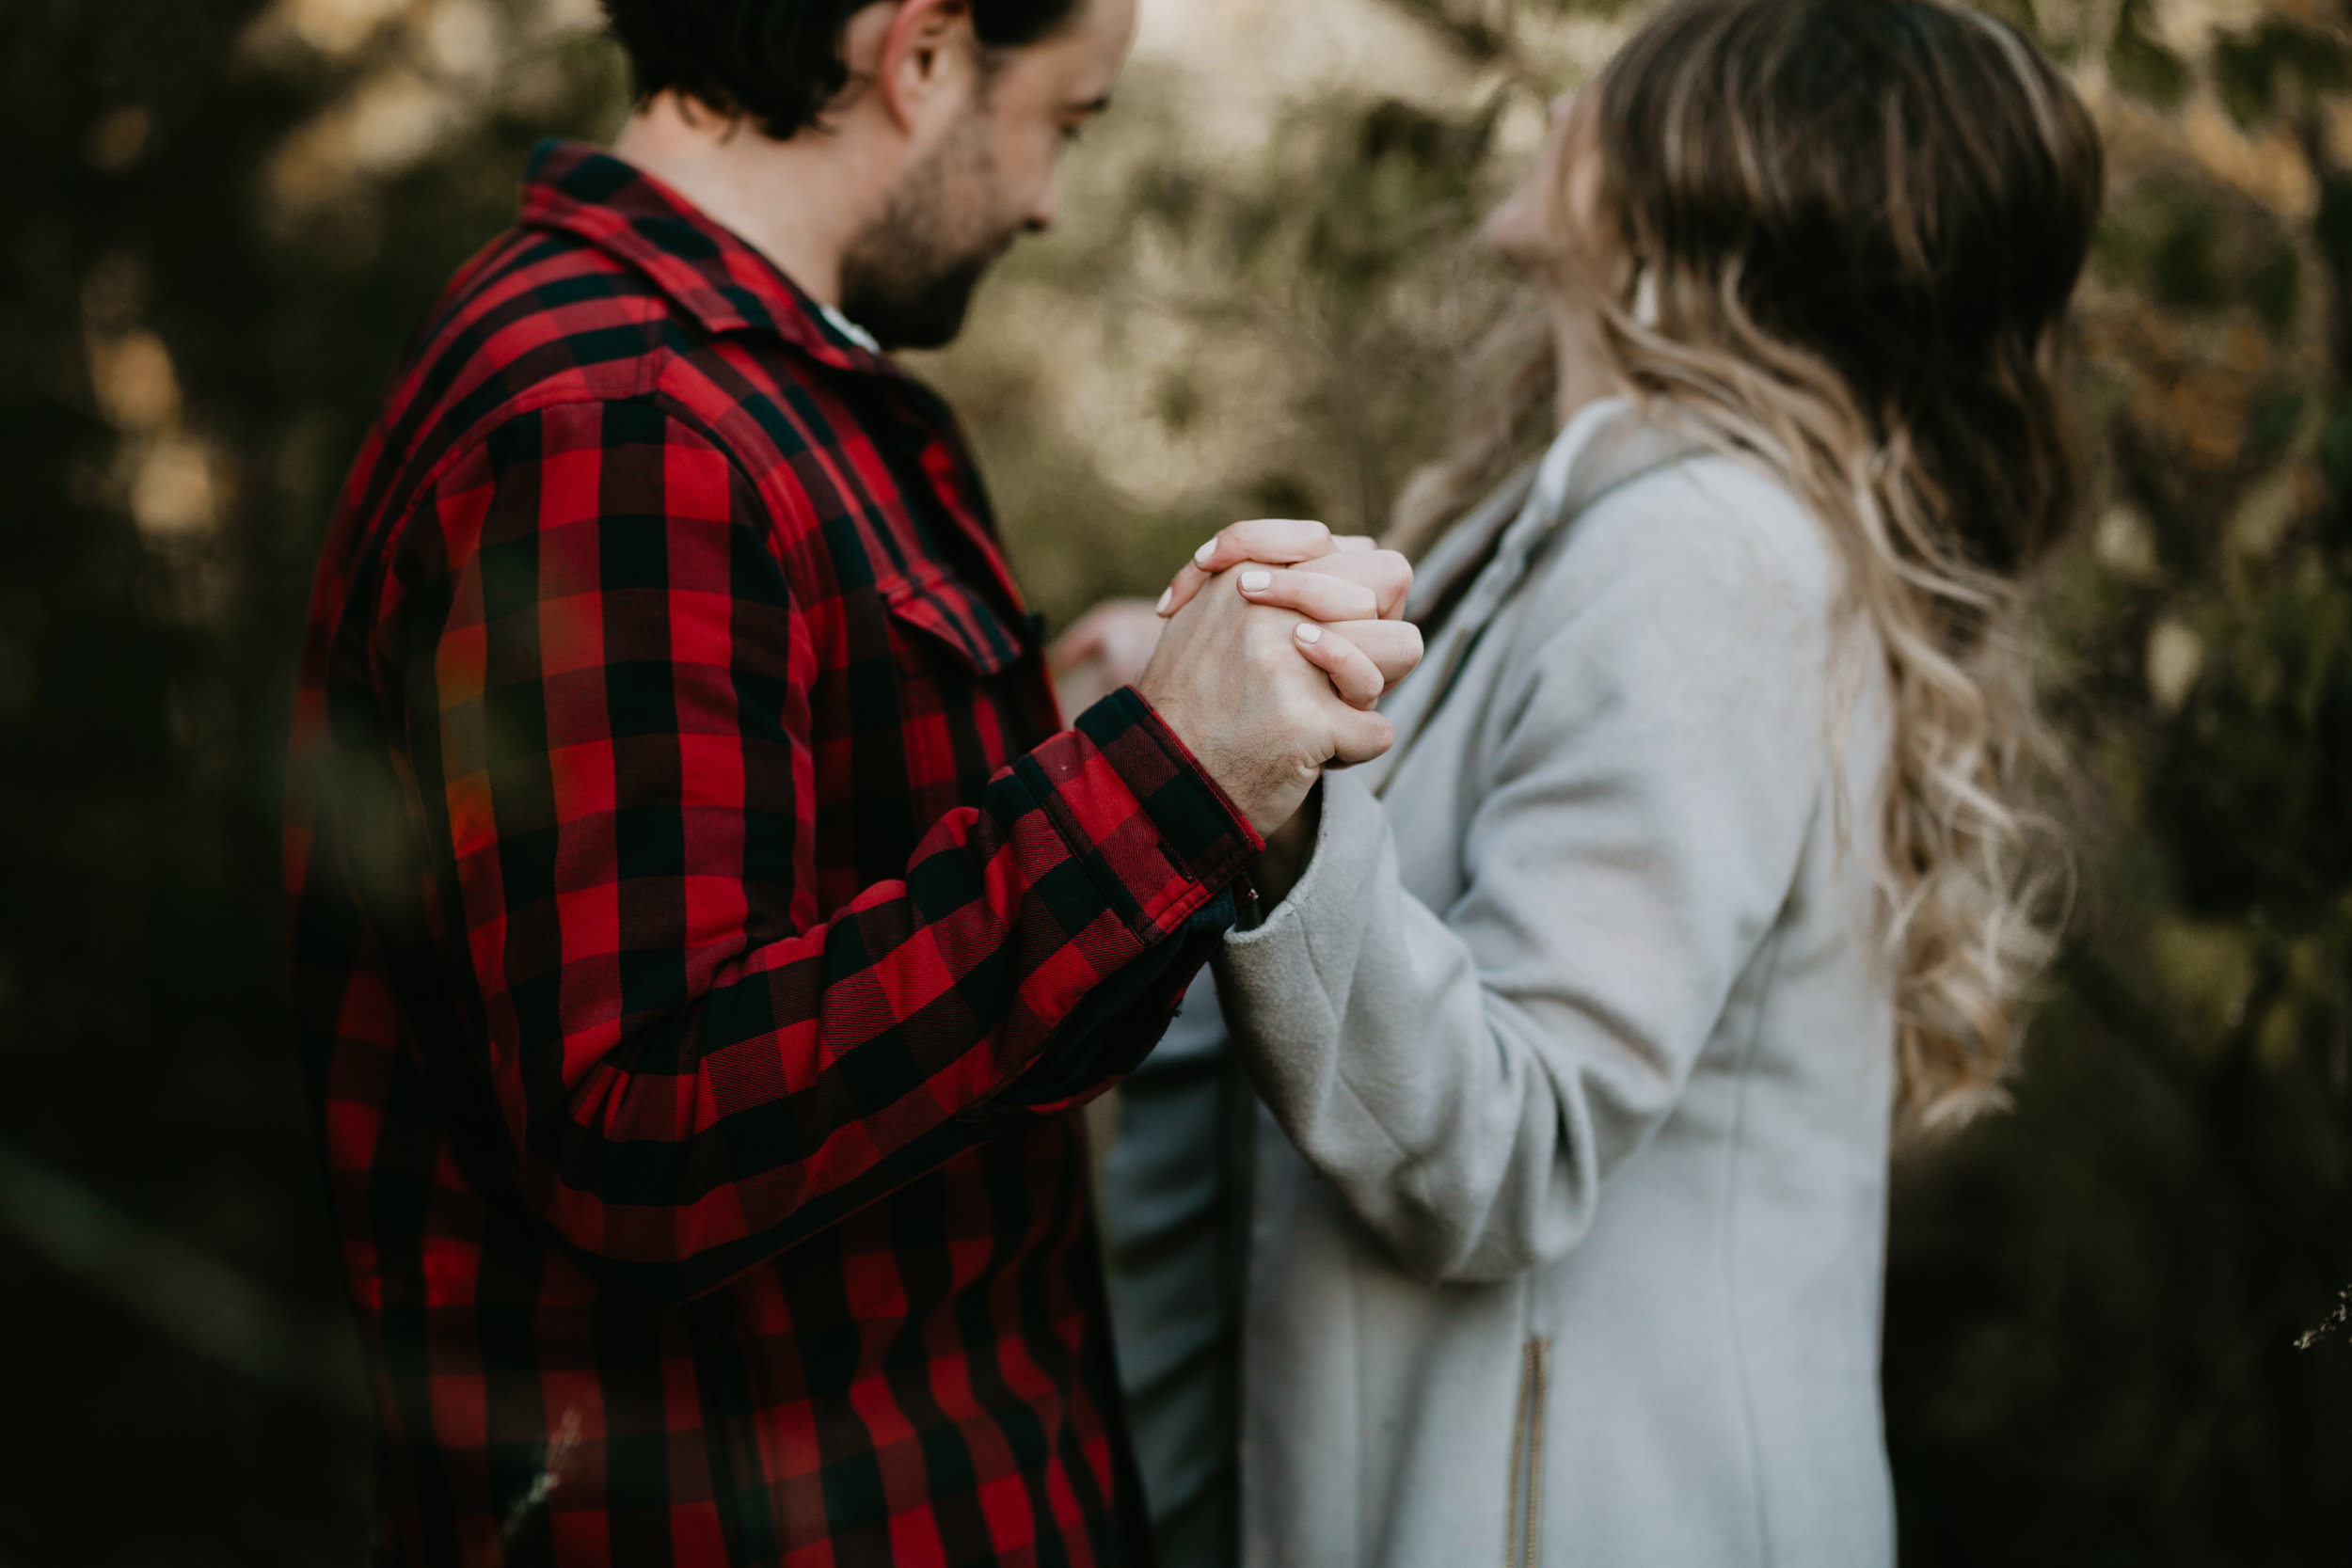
[
  {"left": 0, "top": 1, "right": 621, "bottom": 1561},
  {"left": 1881, "top": 0, "right": 2352, "bottom": 1553}
]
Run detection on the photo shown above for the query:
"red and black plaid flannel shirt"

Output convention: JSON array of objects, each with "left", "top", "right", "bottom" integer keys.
[{"left": 286, "top": 141, "right": 1259, "bottom": 1568}]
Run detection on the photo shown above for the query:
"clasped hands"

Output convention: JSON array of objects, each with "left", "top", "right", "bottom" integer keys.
[{"left": 1050, "top": 520, "right": 1422, "bottom": 852}]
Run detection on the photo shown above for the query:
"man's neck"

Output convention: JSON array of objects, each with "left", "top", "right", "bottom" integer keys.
[{"left": 610, "top": 93, "right": 890, "bottom": 308}]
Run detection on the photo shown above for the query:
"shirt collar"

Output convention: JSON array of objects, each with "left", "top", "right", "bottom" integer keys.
[{"left": 517, "top": 138, "right": 897, "bottom": 378}]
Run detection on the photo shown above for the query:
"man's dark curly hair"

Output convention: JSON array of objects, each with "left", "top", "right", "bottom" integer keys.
[{"left": 601, "top": 0, "right": 1088, "bottom": 141}]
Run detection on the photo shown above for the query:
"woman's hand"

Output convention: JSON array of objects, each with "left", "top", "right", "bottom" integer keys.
[
  {"left": 1157, "top": 519, "right": 1410, "bottom": 622},
  {"left": 1048, "top": 597, "right": 1166, "bottom": 717},
  {"left": 1157, "top": 519, "right": 1422, "bottom": 711}
]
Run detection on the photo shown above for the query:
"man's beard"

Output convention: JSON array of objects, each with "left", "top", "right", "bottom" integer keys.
[{"left": 838, "top": 117, "right": 1018, "bottom": 353}]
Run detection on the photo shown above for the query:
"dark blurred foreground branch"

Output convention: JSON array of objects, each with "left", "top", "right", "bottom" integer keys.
[{"left": 0, "top": 1142, "right": 365, "bottom": 1418}]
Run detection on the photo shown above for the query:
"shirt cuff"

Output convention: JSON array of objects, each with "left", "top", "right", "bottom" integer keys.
[{"left": 1011, "top": 686, "right": 1262, "bottom": 945}]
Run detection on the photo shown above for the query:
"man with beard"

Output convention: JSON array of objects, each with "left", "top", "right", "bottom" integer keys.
[{"left": 283, "top": 2, "right": 1415, "bottom": 1563}]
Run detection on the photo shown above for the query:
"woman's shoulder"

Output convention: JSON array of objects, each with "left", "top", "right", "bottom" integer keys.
[
  {"left": 1474, "top": 439, "right": 1860, "bottom": 821},
  {"left": 1546, "top": 447, "right": 1842, "bottom": 626}
]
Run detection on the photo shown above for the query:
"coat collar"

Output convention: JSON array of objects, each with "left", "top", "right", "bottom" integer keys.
[
  {"left": 1404, "top": 398, "right": 1705, "bottom": 623},
  {"left": 1364, "top": 399, "right": 1708, "bottom": 797},
  {"left": 518, "top": 139, "right": 898, "bottom": 379}
]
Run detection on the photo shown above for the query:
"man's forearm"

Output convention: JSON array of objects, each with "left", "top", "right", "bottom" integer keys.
[{"left": 466, "top": 689, "right": 1255, "bottom": 1301}]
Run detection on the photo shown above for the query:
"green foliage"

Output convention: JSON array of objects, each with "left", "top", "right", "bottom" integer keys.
[
  {"left": 0, "top": 1, "right": 622, "bottom": 1560},
  {"left": 2213, "top": 21, "right": 2349, "bottom": 130},
  {"left": 2109, "top": 0, "right": 2192, "bottom": 108},
  {"left": 2095, "top": 178, "right": 2309, "bottom": 336},
  {"left": 1897, "top": 0, "right": 2352, "bottom": 1549},
  {"left": 2099, "top": 181, "right": 2233, "bottom": 309}
]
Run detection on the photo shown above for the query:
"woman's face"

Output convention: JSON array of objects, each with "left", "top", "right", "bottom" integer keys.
[{"left": 1485, "top": 92, "right": 1611, "bottom": 295}]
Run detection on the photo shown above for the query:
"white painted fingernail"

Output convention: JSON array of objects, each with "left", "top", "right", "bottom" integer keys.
[
  {"left": 1240, "top": 570, "right": 1273, "bottom": 592},
  {"left": 1195, "top": 540, "right": 1218, "bottom": 566},
  {"left": 1155, "top": 588, "right": 1173, "bottom": 615},
  {"left": 1295, "top": 623, "right": 1324, "bottom": 644}
]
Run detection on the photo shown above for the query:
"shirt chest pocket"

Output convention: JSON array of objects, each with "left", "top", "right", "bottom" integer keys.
[
  {"left": 876, "top": 568, "right": 1046, "bottom": 800},
  {"left": 883, "top": 569, "right": 1030, "bottom": 680}
]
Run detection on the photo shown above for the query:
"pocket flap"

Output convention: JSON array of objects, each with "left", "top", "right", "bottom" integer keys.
[{"left": 883, "top": 571, "right": 1029, "bottom": 676}]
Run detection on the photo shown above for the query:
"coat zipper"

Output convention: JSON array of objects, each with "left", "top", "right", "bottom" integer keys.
[{"left": 1505, "top": 1337, "right": 1551, "bottom": 1568}]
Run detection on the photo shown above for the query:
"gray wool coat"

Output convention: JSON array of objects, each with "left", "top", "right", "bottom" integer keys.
[{"left": 1106, "top": 397, "right": 1899, "bottom": 1568}]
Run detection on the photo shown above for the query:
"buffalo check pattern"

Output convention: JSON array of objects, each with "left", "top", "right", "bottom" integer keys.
[{"left": 286, "top": 141, "right": 1259, "bottom": 1568}]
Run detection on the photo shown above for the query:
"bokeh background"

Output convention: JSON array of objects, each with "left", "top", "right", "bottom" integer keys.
[{"left": 4, "top": 0, "right": 2350, "bottom": 1560}]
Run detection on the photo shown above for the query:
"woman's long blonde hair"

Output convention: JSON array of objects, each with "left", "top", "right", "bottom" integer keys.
[{"left": 1398, "top": 0, "right": 2104, "bottom": 1132}]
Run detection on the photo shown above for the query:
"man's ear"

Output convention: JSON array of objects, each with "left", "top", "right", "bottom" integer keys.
[{"left": 869, "top": 0, "right": 977, "bottom": 134}]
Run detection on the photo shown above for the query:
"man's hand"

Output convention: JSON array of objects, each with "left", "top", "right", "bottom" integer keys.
[
  {"left": 1252, "top": 787, "right": 1319, "bottom": 906},
  {"left": 1136, "top": 565, "right": 1397, "bottom": 839}
]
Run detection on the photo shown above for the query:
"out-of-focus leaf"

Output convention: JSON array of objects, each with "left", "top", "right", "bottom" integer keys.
[
  {"left": 2314, "top": 401, "right": 2352, "bottom": 493},
  {"left": 2097, "top": 182, "right": 2228, "bottom": 309},
  {"left": 2247, "top": 243, "right": 2301, "bottom": 335},
  {"left": 2316, "top": 171, "right": 2352, "bottom": 277},
  {"left": 2108, "top": 0, "right": 2191, "bottom": 108},
  {"left": 1381, "top": 0, "right": 1518, "bottom": 53},
  {"left": 2216, "top": 29, "right": 2284, "bottom": 127},
  {"left": 2216, "top": 21, "right": 2352, "bottom": 129}
]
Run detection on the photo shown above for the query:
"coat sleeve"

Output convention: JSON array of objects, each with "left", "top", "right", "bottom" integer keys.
[
  {"left": 372, "top": 396, "right": 1257, "bottom": 1301},
  {"left": 1214, "top": 466, "right": 1849, "bottom": 1283}
]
